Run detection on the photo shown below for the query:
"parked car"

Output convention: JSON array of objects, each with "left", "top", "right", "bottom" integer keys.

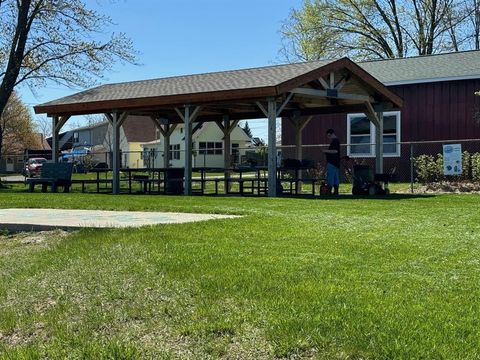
[{"left": 24, "top": 157, "right": 47, "bottom": 177}]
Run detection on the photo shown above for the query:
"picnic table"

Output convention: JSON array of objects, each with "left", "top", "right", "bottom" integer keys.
[
  {"left": 26, "top": 162, "right": 73, "bottom": 193},
  {"left": 83, "top": 166, "right": 321, "bottom": 196}
]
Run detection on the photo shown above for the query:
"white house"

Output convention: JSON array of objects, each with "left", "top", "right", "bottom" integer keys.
[{"left": 141, "top": 122, "right": 252, "bottom": 168}]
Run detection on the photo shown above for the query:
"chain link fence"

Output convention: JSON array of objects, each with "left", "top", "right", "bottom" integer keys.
[{"left": 2, "top": 139, "right": 480, "bottom": 194}]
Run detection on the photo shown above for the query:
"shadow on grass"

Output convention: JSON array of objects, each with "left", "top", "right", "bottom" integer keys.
[
  {"left": 279, "top": 193, "right": 436, "bottom": 201},
  {"left": 0, "top": 185, "right": 435, "bottom": 201}
]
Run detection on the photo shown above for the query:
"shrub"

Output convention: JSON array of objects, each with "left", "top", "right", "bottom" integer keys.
[
  {"left": 415, "top": 151, "right": 479, "bottom": 183},
  {"left": 460, "top": 151, "right": 471, "bottom": 181},
  {"left": 472, "top": 153, "right": 480, "bottom": 181},
  {"left": 414, "top": 154, "right": 443, "bottom": 183}
]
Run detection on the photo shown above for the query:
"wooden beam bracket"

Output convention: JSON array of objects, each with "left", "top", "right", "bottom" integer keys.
[
  {"left": 334, "top": 74, "right": 350, "bottom": 90},
  {"left": 55, "top": 115, "right": 71, "bottom": 133},
  {"left": 256, "top": 101, "right": 268, "bottom": 118},
  {"left": 318, "top": 77, "right": 330, "bottom": 90},
  {"left": 256, "top": 94, "right": 293, "bottom": 118},
  {"left": 292, "top": 87, "right": 373, "bottom": 102},
  {"left": 276, "top": 93, "right": 294, "bottom": 117},
  {"left": 175, "top": 105, "right": 202, "bottom": 123},
  {"left": 364, "top": 101, "right": 380, "bottom": 127}
]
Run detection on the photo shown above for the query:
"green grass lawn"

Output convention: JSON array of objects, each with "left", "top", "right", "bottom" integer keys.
[{"left": 0, "top": 192, "right": 479, "bottom": 359}]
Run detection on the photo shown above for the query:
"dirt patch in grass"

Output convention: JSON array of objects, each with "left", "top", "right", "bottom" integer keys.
[
  {"left": 419, "top": 181, "right": 480, "bottom": 193},
  {"left": 0, "top": 322, "right": 47, "bottom": 348},
  {"left": 0, "top": 230, "right": 69, "bottom": 256}
]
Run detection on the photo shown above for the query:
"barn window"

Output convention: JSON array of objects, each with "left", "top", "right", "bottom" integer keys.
[
  {"left": 347, "top": 114, "right": 374, "bottom": 156},
  {"left": 347, "top": 111, "right": 401, "bottom": 157}
]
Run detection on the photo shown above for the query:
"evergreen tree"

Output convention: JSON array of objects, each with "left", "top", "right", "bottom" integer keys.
[{"left": 242, "top": 121, "right": 253, "bottom": 138}]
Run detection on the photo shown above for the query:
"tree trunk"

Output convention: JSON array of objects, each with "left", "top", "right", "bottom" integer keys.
[
  {"left": 0, "top": 126, "right": 3, "bottom": 161},
  {"left": 0, "top": 126, "right": 4, "bottom": 188},
  {"left": 0, "top": 0, "right": 33, "bottom": 119}
]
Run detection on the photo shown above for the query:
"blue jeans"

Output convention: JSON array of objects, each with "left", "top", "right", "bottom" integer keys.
[{"left": 326, "top": 163, "right": 340, "bottom": 187}]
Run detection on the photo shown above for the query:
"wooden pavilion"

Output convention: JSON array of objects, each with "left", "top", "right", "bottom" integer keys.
[{"left": 34, "top": 58, "right": 403, "bottom": 197}]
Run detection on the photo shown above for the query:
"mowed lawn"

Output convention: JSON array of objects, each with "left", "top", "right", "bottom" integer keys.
[{"left": 0, "top": 192, "right": 479, "bottom": 359}]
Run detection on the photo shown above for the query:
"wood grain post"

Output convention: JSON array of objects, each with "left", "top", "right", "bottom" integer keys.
[
  {"left": 184, "top": 106, "right": 193, "bottom": 195},
  {"left": 375, "top": 110, "right": 384, "bottom": 174},
  {"left": 267, "top": 98, "right": 277, "bottom": 197},
  {"left": 112, "top": 112, "right": 120, "bottom": 194},
  {"left": 51, "top": 116, "right": 59, "bottom": 163}
]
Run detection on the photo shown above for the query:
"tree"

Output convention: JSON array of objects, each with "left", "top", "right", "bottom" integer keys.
[
  {"left": 280, "top": 0, "right": 479, "bottom": 61},
  {"left": 1, "top": 92, "right": 41, "bottom": 155},
  {"left": 35, "top": 116, "right": 51, "bottom": 138},
  {"left": 242, "top": 121, "right": 253, "bottom": 138},
  {"left": 279, "top": 1, "right": 346, "bottom": 61},
  {"left": 0, "top": 0, "right": 136, "bottom": 156}
]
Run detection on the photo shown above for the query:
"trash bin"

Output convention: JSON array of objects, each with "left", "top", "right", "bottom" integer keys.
[{"left": 165, "top": 168, "right": 184, "bottom": 195}]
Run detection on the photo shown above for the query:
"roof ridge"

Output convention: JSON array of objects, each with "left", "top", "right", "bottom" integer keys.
[{"left": 358, "top": 49, "right": 480, "bottom": 64}]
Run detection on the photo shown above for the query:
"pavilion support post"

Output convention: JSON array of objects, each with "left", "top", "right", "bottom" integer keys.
[
  {"left": 364, "top": 102, "right": 384, "bottom": 174},
  {"left": 288, "top": 113, "right": 312, "bottom": 192},
  {"left": 215, "top": 115, "right": 239, "bottom": 194},
  {"left": 289, "top": 114, "right": 312, "bottom": 162},
  {"left": 223, "top": 115, "right": 231, "bottom": 193},
  {"left": 150, "top": 117, "right": 177, "bottom": 168},
  {"left": 51, "top": 115, "right": 70, "bottom": 163},
  {"left": 267, "top": 98, "right": 277, "bottom": 197},
  {"left": 294, "top": 123, "right": 303, "bottom": 193},
  {"left": 163, "top": 129, "right": 171, "bottom": 168},
  {"left": 106, "top": 112, "right": 128, "bottom": 194},
  {"left": 257, "top": 95, "right": 293, "bottom": 197},
  {"left": 51, "top": 116, "right": 59, "bottom": 163},
  {"left": 184, "top": 107, "right": 193, "bottom": 195},
  {"left": 175, "top": 105, "right": 202, "bottom": 195},
  {"left": 111, "top": 112, "right": 121, "bottom": 194},
  {"left": 295, "top": 125, "right": 302, "bottom": 162},
  {"left": 375, "top": 110, "right": 384, "bottom": 174}
]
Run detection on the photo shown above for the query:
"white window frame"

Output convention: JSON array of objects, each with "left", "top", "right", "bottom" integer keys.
[
  {"left": 347, "top": 111, "right": 401, "bottom": 158},
  {"left": 347, "top": 113, "right": 375, "bottom": 157},
  {"left": 380, "top": 111, "right": 401, "bottom": 157},
  {"left": 198, "top": 141, "right": 223, "bottom": 155}
]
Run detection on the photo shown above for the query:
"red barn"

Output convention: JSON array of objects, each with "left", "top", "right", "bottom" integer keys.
[{"left": 281, "top": 51, "right": 480, "bottom": 180}]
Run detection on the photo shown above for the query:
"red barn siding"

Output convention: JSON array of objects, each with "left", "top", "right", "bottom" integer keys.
[
  {"left": 283, "top": 79, "right": 480, "bottom": 146},
  {"left": 281, "top": 79, "right": 480, "bottom": 181}
]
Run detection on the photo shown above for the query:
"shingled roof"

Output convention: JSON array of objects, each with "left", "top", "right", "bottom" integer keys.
[
  {"left": 35, "top": 60, "right": 334, "bottom": 110},
  {"left": 359, "top": 50, "right": 480, "bottom": 85},
  {"left": 34, "top": 51, "right": 480, "bottom": 117},
  {"left": 34, "top": 57, "right": 402, "bottom": 116}
]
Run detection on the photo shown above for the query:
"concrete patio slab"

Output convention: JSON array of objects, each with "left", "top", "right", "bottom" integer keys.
[{"left": 0, "top": 208, "right": 239, "bottom": 231}]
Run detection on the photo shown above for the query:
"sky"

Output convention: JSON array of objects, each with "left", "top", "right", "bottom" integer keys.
[{"left": 18, "top": 0, "right": 305, "bottom": 140}]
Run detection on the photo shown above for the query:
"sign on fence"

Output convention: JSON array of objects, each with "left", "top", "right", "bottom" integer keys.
[{"left": 443, "top": 144, "right": 462, "bottom": 175}]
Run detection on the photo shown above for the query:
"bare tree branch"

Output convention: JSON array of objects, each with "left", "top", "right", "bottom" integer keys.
[
  {"left": 279, "top": 0, "right": 478, "bottom": 62},
  {"left": 0, "top": 0, "right": 137, "bottom": 157}
]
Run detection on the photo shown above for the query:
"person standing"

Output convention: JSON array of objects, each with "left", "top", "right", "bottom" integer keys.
[{"left": 323, "top": 129, "right": 340, "bottom": 195}]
